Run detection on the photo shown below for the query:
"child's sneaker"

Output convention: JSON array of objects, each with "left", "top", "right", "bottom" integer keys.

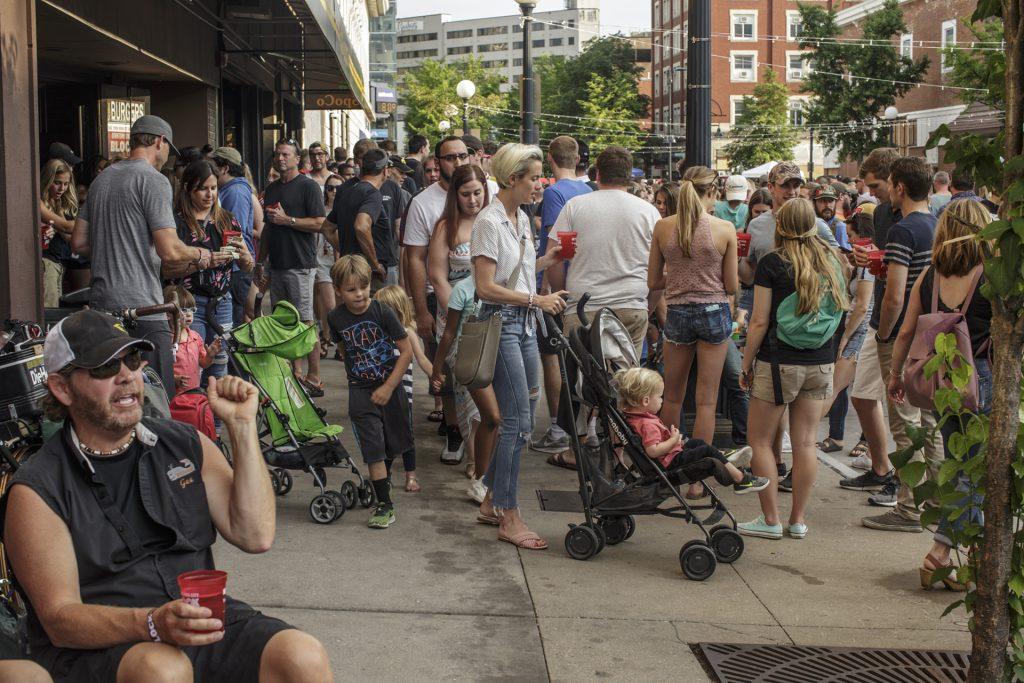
[
  {"left": 724, "top": 445, "right": 753, "bottom": 469},
  {"left": 368, "top": 503, "right": 396, "bottom": 529},
  {"left": 733, "top": 473, "right": 770, "bottom": 495}
]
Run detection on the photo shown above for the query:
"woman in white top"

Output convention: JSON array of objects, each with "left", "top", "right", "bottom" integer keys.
[{"left": 471, "top": 144, "right": 567, "bottom": 550}]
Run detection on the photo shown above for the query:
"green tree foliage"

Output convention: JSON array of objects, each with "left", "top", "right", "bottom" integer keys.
[
  {"left": 400, "top": 57, "right": 507, "bottom": 139},
  {"left": 721, "top": 69, "right": 800, "bottom": 171},
  {"left": 797, "top": 0, "right": 929, "bottom": 162},
  {"left": 576, "top": 72, "right": 645, "bottom": 153}
]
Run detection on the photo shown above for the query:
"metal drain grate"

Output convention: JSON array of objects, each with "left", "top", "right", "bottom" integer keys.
[
  {"left": 535, "top": 489, "right": 583, "bottom": 513},
  {"left": 697, "top": 642, "right": 970, "bottom": 683}
]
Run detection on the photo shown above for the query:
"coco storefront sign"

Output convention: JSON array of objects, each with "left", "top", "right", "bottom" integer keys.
[{"left": 99, "top": 97, "right": 149, "bottom": 158}]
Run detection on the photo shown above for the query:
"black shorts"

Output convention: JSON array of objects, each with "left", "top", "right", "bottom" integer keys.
[
  {"left": 348, "top": 383, "right": 414, "bottom": 464},
  {"left": 538, "top": 313, "right": 564, "bottom": 356},
  {"left": 40, "top": 598, "right": 292, "bottom": 683}
]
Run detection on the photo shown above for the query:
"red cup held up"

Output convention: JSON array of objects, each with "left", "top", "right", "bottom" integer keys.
[
  {"left": 557, "top": 231, "right": 578, "bottom": 259},
  {"left": 177, "top": 570, "right": 227, "bottom": 633},
  {"left": 867, "top": 249, "right": 887, "bottom": 277},
  {"left": 736, "top": 232, "right": 752, "bottom": 258}
]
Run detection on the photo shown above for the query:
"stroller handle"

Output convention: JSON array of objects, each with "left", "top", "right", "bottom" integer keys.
[{"left": 576, "top": 293, "right": 591, "bottom": 328}]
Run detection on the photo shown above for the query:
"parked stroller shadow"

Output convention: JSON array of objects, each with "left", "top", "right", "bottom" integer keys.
[
  {"left": 216, "top": 301, "right": 371, "bottom": 524},
  {"left": 541, "top": 294, "right": 745, "bottom": 581}
]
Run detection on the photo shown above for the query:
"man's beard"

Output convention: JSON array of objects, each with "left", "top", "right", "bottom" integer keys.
[
  {"left": 440, "top": 167, "right": 452, "bottom": 183},
  {"left": 818, "top": 208, "right": 835, "bottom": 221},
  {"left": 70, "top": 381, "right": 143, "bottom": 434}
]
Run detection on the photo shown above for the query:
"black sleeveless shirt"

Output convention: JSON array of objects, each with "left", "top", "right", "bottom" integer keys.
[{"left": 917, "top": 267, "right": 992, "bottom": 356}]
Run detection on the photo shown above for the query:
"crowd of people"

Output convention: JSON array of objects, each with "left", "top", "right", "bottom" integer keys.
[{"left": 10, "top": 112, "right": 999, "bottom": 680}]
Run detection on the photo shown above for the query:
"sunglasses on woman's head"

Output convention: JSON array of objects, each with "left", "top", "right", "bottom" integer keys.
[
  {"left": 326, "top": 184, "right": 342, "bottom": 192},
  {"left": 88, "top": 349, "right": 143, "bottom": 380}
]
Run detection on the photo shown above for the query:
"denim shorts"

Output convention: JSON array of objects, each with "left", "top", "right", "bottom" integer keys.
[
  {"left": 842, "top": 319, "right": 869, "bottom": 360},
  {"left": 664, "top": 302, "right": 732, "bottom": 346}
]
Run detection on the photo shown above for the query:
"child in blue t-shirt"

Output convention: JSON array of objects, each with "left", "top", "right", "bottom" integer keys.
[{"left": 431, "top": 276, "right": 500, "bottom": 504}]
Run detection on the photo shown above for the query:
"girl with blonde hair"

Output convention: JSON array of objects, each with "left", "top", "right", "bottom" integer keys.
[
  {"left": 738, "top": 197, "right": 848, "bottom": 541},
  {"left": 648, "top": 165, "right": 739, "bottom": 460},
  {"left": 39, "top": 159, "right": 79, "bottom": 306}
]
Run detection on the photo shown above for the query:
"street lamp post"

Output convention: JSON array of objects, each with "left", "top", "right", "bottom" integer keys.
[
  {"left": 515, "top": 0, "right": 538, "bottom": 145},
  {"left": 685, "top": 0, "right": 712, "bottom": 169},
  {"left": 667, "top": 65, "right": 684, "bottom": 181},
  {"left": 884, "top": 105, "right": 899, "bottom": 150},
  {"left": 456, "top": 79, "right": 476, "bottom": 135}
]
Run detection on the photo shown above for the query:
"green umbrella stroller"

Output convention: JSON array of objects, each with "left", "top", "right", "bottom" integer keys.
[{"left": 226, "top": 301, "right": 373, "bottom": 524}]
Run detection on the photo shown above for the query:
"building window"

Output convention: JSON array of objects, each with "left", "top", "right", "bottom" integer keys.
[
  {"left": 900, "top": 33, "right": 914, "bottom": 58},
  {"left": 730, "top": 52, "right": 757, "bottom": 82},
  {"left": 482, "top": 59, "right": 508, "bottom": 69},
  {"left": 446, "top": 29, "right": 472, "bottom": 40},
  {"left": 477, "top": 26, "right": 508, "bottom": 36},
  {"left": 447, "top": 46, "right": 472, "bottom": 56},
  {"left": 513, "top": 40, "right": 523, "bottom": 49},
  {"left": 550, "top": 37, "right": 563, "bottom": 46},
  {"left": 730, "top": 11, "right": 756, "bottom": 42},
  {"left": 478, "top": 42, "right": 507, "bottom": 53},
  {"left": 534, "top": 22, "right": 545, "bottom": 31},
  {"left": 567, "top": 19, "right": 576, "bottom": 28},
  {"left": 786, "top": 52, "right": 806, "bottom": 81},
  {"left": 397, "top": 32, "right": 438, "bottom": 44},
  {"left": 941, "top": 20, "right": 956, "bottom": 72},
  {"left": 731, "top": 96, "right": 748, "bottom": 125},
  {"left": 568, "top": 36, "right": 575, "bottom": 46},
  {"left": 787, "top": 11, "right": 803, "bottom": 41},
  {"left": 533, "top": 38, "right": 545, "bottom": 48},
  {"left": 789, "top": 99, "right": 805, "bottom": 127},
  {"left": 397, "top": 48, "right": 438, "bottom": 59},
  {"left": 513, "top": 57, "right": 523, "bottom": 66},
  {"left": 653, "top": 71, "right": 661, "bottom": 98}
]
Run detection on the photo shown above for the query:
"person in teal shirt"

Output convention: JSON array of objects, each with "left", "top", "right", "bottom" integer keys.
[{"left": 714, "top": 174, "right": 750, "bottom": 229}]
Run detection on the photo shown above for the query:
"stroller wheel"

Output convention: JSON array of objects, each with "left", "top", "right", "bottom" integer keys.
[
  {"left": 309, "top": 494, "right": 339, "bottom": 524},
  {"left": 327, "top": 491, "right": 346, "bottom": 520},
  {"left": 564, "top": 525, "right": 601, "bottom": 561},
  {"left": 340, "top": 481, "right": 358, "bottom": 509},
  {"left": 710, "top": 526, "right": 744, "bottom": 564},
  {"left": 357, "top": 482, "right": 375, "bottom": 508},
  {"left": 582, "top": 522, "right": 607, "bottom": 554},
  {"left": 679, "top": 541, "right": 717, "bottom": 581},
  {"left": 599, "top": 516, "right": 634, "bottom": 546},
  {"left": 274, "top": 468, "right": 293, "bottom": 496}
]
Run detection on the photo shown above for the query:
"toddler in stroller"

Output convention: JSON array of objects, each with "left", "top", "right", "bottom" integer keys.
[{"left": 614, "top": 368, "right": 767, "bottom": 495}]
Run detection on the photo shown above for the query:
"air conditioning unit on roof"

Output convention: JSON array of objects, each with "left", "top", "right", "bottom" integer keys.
[{"left": 736, "top": 70, "right": 751, "bottom": 79}]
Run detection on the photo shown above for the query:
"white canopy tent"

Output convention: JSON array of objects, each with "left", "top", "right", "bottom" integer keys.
[{"left": 741, "top": 161, "right": 778, "bottom": 179}]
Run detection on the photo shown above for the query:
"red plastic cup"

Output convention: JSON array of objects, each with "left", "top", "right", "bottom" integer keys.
[
  {"left": 854, "top": 237, "right": 874, "bottom": 249},
  {"left": 557, "top": 231, "right": 578, "bottom": 259},
  {"left": 736, "top": 232, "right": 752, "bottom": 258},
  {"left": 867, "top": 249, "right": 886, "bottom": 276},
  {"left": 40, "top": 223, "right": 51, "bottom": 250},
  {"left": 177, "top": 570, "right": 227, "bottom": 632}
]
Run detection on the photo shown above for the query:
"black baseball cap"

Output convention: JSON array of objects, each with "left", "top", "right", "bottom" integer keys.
[
  {"left": 389, "top": 155, "right": 414, "bottom": 174},
  {"left": 48, "top": 142, "right": 83, "bottom": 167},
  {"left": 462, "top": 134, "right": 483, "bottom": 153},
  {"left": 44, "top": 310, "right": 154, "bottom": 375}
]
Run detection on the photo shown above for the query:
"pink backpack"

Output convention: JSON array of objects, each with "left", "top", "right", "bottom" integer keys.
[
  {"left": 904, "top": 266, "right": 985, "bottom": 412},
  {"left": 169, "top": 389, "right": 218, "bottom": 440}
]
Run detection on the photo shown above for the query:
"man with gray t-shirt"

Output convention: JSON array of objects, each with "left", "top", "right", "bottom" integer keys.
[{"left": 71, "top": 115, "right": 231, "bottom": 396}]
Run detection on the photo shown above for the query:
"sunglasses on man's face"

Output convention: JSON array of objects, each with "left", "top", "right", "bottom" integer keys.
[
  {"left": 88, "top": 349, "right": 143, "bottom": 380},
  {"left": 439, "top": 153, "right": 470, "bottom": 163}
]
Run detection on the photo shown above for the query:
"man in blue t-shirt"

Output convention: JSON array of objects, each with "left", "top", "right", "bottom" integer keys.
[
  {"left": 211, "top": 146, "right": 255, "bottom": 326},
  {"left": 533, "top": 136, "right": 593, "bottom": 455}
]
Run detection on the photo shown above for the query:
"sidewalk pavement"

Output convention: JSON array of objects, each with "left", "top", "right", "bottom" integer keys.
[{"left": 217, "top": 361, "right": 970, "bottom": 681}]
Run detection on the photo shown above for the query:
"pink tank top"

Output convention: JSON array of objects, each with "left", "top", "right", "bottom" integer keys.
[{"left": 662, "top": 213, "right": 728, "bottom": 305}]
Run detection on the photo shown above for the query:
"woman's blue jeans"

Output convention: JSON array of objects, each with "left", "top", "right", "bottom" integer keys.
[
  {"left": 479, "top": 304, "right": 540, "bottom": 511},
  {"left": 934, "top": 358, "right": 992, "bottom": 548},
  {"left": 192, "top": 294, "right": 233, "bottom": 383}
]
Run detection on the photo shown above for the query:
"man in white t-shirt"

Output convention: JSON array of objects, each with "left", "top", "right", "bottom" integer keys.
[
  {"left": 547, "top": 146, "right": 661, "bottom": 356},
  {"left": 402, "top": 135, "right": 473, "bottom": 462}
]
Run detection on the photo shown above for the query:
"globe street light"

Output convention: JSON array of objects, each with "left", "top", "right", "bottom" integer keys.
[
  {"left": 515, "top": 0, "right": 538, "bottom": 144},
  {"left": 457, "top": 79, "right": 477, "bottom": 135},
  {"left": 438, "top": 120, "right": 451, "bottom": 133},
  {"left": 884, "top": 105, "right": 899, "bottom": 147}
]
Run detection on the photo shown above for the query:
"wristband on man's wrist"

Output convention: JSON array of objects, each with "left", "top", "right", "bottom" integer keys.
[{"left": 146, "top": 610, "right": 161, "bottom": 642}]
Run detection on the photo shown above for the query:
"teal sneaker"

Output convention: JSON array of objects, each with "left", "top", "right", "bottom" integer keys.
[
  {"left": 787, "top": 522, "right": 808, "bottom": 539},
  {"left": 368, "top": 503, "right": 396, "bottom": 529},
  {"left": 737, "top": 514, "right": 783, "bottom": 539}
]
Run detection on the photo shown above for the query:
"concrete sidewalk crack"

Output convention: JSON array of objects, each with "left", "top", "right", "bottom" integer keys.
[
  {"left": 728, "top": 564, "right": 796, "bottom": 645},
  {"left": 516, "top": 548, "right": 553, "bottom": 683}
]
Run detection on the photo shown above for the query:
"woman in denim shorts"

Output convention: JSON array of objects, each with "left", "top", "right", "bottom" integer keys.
[
  {"left": 648, "top": 165, "right": 739, "bottom": 446},
  {"left": 817, "top": 208, "right": 876, "bottom": 453}
]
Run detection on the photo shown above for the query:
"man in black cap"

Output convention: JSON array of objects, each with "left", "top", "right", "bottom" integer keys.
[
  {"left": 70, "top": 115, "right": 232, "bottom": 397},
  {"left": 2, "top": 310, "right": 331, "bottom": 683}
]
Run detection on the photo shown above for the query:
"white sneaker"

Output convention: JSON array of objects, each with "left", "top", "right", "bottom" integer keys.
[
  {"left": 725, "top": 445, "right": 753, "bottom": 469},
  {"left": 440, "top": 441, "right": 465, "bottom": 465},
  {"left": 850, "top": 453, "right": 872, "bottom": 471},
  {"left": 466, "top": 478, "right": 487, "bottom": 503},
  {"left": 781, "top": 431, "right": 793, "bottom": 454}
]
